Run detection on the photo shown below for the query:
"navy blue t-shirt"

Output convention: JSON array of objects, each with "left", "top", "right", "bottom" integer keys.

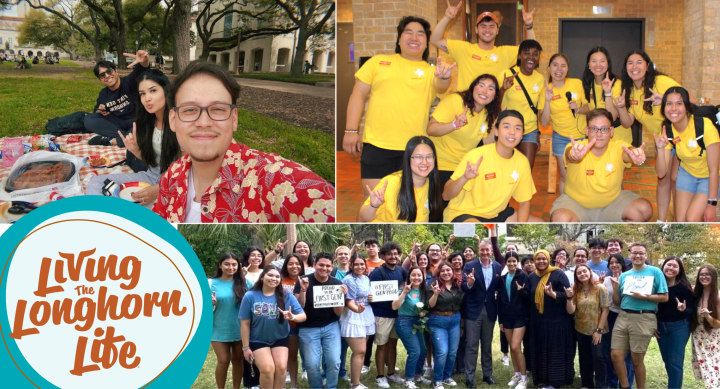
[
  {"left": 369, "top": 264, "right": 408, "bottom": 318},
  {"left": 94, "top": 63, "right": 148, "bottom": 120}
]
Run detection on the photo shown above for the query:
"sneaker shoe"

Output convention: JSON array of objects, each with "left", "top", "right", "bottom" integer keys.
[
  {"left": 88, "top": 135, "right": 112, "bottom": 146},
  {"left": 415, "top": 376, "right": 432, "bottom": 385},
  {"left": 442, "top": 378, "right": 457, "bottom": 387},
  {"left": 361, "top": 365, "right": 370, "bottom": 375},
  {"left": 376, "top": 377, "right": 390, "bottom": 389},
  {"left": 423, "top": 366, "right": 434, "bottom": 378},
  {"left": 508, "top": 375, "right": 520, "bottom": 387},
  {"left": 502, "top": 355, "right": 510, "bottom": 366},
  {"left": 387, "top": 374, "right": 406, "bottom": 384},
  {"left": 286, "top": 372, "right": 291, "bottom": 383},
  {"left": 433, "top": 382, "right": 445, "bottom": 389},
  {"left": 405, "top": 381, "right": 419, "bottom": 389},
  {"left": 343, "top": 375, "right": 351, "bottom": 382},
  {"left": 515, "top": 378, "right": 527, "bottom": 389},
  {"left": 322, "top": 377, "right": 327, "bottom": 387},
  {"left": 352, "top": 384, "right": 369, "bottom": 389},
  {"left": 301, "top": 371, "right": 307, "bottom": 380}
]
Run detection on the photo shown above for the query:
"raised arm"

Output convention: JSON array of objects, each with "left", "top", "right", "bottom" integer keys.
[{"left": 430, "top": 0, "right": 463, "bottom": 53}]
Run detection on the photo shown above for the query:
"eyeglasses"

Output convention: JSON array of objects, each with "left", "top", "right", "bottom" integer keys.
[
  {"left": 556, "top": 253, "right": 567, "bottom": 257},
  {"left": 411, "top": 155, "right": 435, "bottom": 163},
  {"left": 173, "top": 104, "right": 236, "bottom": 122},
  {"left": 574, "top": 255, "right": 587, "bottom": 258},
  {"left": 588, "top": 126, "right": 611, "bottom": 134},
  {"left": 699, "top": 273, "right": 712, "bottom": 278},
  {"left": 630, "top": 251, "right": 647, "bottom": 256},
  {"left": 97, "top": 69, "right": 114, "bottom": 79}
]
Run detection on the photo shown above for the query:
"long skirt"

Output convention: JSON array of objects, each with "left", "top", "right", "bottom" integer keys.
[
  {"left": 692, "top": 325, "right": 720, "bottom": 388},
  {"left": 531, "top": 318, "right": 575, "bottom": 387}
]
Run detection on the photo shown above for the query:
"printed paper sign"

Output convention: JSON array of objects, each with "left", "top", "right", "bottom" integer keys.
[
  {"left": 454, "top": 224, "right": 475, "bottom": 237},
  {"left": 623, "top": 275, "right": 654, "bottom": 295},
  {"left": 313, "top": 285, "right": 344, "bottom": 308},
  {"left": 371, "top": 281, "right": 399, "bottom": 302}
]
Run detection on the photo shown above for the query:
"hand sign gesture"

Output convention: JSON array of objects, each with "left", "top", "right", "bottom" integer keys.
[
  {"left": 654, "top": 130, "right": 670, "bottom": 149},
  {"left": 403, "top": 282, "right": 412, "bottom": 295},
  {"left": 521, "top": 5, "right": 536, "bottom": 25},
  {"left": 125, "top": 50, "right": 149, "bottom": 69},
  {"left": 118, "top": 123, "right": 141, "bottom": 159},
  {"left": 366, "top": 180, "right": 388, "bottom": 208},
  {"left": 466, "top": 268, "right": 476, "bottom": 287},
  {"left": 454, "top": 106, "right": 469, "bottom": 129},
  {"left": 601, "top": 72, "right": 615, "bottom": 94},
  {"left": 701, "top": 307, "right": 713, "bottom": 318},
  {"left": 275, "top": 239, "right": 288, "bottom": 253},
  {"left": 463, "top": 156, "right": 483, "bottom": 180},
  {"left": 569, "top": 135, "right": 597, "bottom": 161},
  {"left": 613, "top": 90, "right": 627, "bottom": 109},
  {"left": 432, "top": 280, "right": 441, "bottom": 295},
  {"left": 544, "top": 283, "right": 556, "bottom": 299},
  {"left": 502, "top": 73, "right": 514, "bottom": 90},
  {"left": 643, "top": 88, "right": 663, "bottom": 106},
  {"left": 444, "top": 0, "right": 463, "bottom": 19},
  {"left": 676, "top": 298, "right": 686, "bottom": 312},
  {"left": 515, "top": 281, "right": 525, "bottom": 291},
  {"left": 434, "top": 57, "right": 457, "bottom": 79},
  {"left": 299, "top": 276, "right": 310, "bottom": 292},
  {"left": 622, "top": 143, "right": 646, "bottom": 165},
  {"left": 448, "top": 234, "right": 456, "bottom": 244},
  {"left": 609, "top": 276, "right": 619, "bottom": 288},
  {"left": 278, "top": 308, "right": 294, "bottom": 320},
  {"left": 564, "top": 286, "right": 574, "bottom": 299},
  {"left": 544, "top": 79, "right": 554, "bottom": 102},
  {"left": 353, "top": 240, "right": 363, "bottom": 252}
]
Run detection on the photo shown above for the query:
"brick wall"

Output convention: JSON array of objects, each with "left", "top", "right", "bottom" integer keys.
[
  {"left": 683, "top": 0, "right": 720, "bottom": 103},
  {"left": 338, "top": 0, "right": 353, "bottom": 23}
]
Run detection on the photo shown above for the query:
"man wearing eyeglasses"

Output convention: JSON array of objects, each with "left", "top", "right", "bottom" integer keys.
[
  {"left": 85, "top": 50, "right": 150, "bottom": 146},
  {"left": 550, "top": 108, "right": 652, "bottom": 222},
  {"left": 152, "top": 60, "right": 335, "bottom": 223}
]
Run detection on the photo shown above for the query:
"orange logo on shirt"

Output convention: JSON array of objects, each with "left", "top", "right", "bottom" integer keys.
[
  {"left": 485, "top": 173, "right": 496, "bottom": 180},
  {"left": 552, "top": 95, "right": 561, "bottom": 101},
  {"left": 671, "top": 136, "right": 681, "bottom": 144},
  {"left": 630, "top": 100, "right": 638, "bottom": 105},
  {"left": 472, "top": 55, "right": 483, "bottom": 61},
  {"left": 379, "top": 61, "right": 391, "bottom": 66},
  {"left": 586, "top": 170, "right": 595, "bottom": 176},
  {"left": 515, "top": 86, "right": 523, "bottom": 91}
]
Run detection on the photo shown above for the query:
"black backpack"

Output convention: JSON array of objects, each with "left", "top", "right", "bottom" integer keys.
[
  {"left": 665, "top": 105, "right": 720, "bottom": 158},
  {"left": 45, "top": 111, "right": 89, "bottom": 136}
]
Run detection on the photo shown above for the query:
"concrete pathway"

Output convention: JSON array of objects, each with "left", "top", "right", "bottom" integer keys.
[{"left": 234, "top": 77, "right": 335, "bottom": 99}]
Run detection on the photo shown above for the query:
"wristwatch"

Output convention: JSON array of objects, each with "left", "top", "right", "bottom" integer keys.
[
  {"left": 595, "top": 328, "right": 603, "bottom": 334},
  {"left": 709, "top": 198, "right": 718, "bottom": 206}
]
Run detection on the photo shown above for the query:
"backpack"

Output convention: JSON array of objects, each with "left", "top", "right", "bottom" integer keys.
[
  {"left": 665, "top": 105, "right": 720, "bottom": 158},
  {"left": 509, "top": 67, "right": 538, "bottom": 115},
  {"left": 45, "top": 111, "right": 89, "bottom": 136}
]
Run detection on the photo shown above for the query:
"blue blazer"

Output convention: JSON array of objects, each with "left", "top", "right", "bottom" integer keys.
[
  {"left": 461, "top": 260, "right": 502, "bottom": 321},
  {"left": 497, "top": 271, "right": 530, "bottom": 322}
]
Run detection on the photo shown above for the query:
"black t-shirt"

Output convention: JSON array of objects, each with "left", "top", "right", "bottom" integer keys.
[
  {"left": 94, "top": 63, "right": 147, "bottom": 121},
  {"left": 294, "top": 275, "right": 342, "bottom": 328}
]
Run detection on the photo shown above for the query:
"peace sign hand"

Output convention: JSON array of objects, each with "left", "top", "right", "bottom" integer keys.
[
  {"left": 643, "top": 88, "right": 663, "bottom": 106},
  {"left": 676, "top": 297, "right": 686, "bottom": 312},
  {"left": 454, "top": 106, "right": 469, "bottom": 129},
  {"left": 601, "top": 72, "right": 615, "bottom": 94},
  {"left": 544, "top": 79, "right": 554, "bottom": 102},
  {"left": 521, "top": 5, "right": 536, "bottom": 25},
  {"left": 622, "top": 143, "right": 646, "bottom": 165},
  {"left": 434, "top": 57, "right": 457, "bottom": 79},
  {"left": 466, "top": 268, "right": 476, "bottom": 287},
  {"left": 544, "top": 283, "right": 556, "bottom": 299},
  {"left": 613, "top": 90, "right": 626, "bottom": 109},
  {"left": 118, "top": 123, "right": 141, "bottom": 158},
  {"left": 569, "top": 135, "right": 597, "bottom": 161},
  {"left": 515, "top": 281, "right": 525, "bottom": 291},
  {"left": 277, "top": 308, "right": 294, "bottom": 320},
  {"left": 444, "top": 0, "right": 463, "bottom": 19},
  {"left": 463, "top": 156, "right": 483, "bottom": 180},
  {"left": 654, "top": 131, "right": 670, "bottom": 149},
  {"left": 366, "top": 180, "right": 388, "bottom": 208},
  {"left": 502, "top": 73, "right": 514, "bottom": 90},
  {"left": 564, "top": 286, "right": 574, "bottom": 299},
  {"left": 402, "top": 282, "right": 412, "bottom": 295}
]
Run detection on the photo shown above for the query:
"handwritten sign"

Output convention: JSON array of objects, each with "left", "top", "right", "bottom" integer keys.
[
  {"left": 313, "top": 285, "right": 344, "bottom": 308},
  {"left": 454, "top": 224, "right": 475, "bottom": 237},
  {"left": 371, "top": 281, "right": 399, "bottom": 302},
  {"left": 623, "top": 275, "right": 654, "bottom": 296}
]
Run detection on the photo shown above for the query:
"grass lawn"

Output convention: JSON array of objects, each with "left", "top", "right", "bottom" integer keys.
[
  {"left": 0, "top": 62, "right": 334, "bottom": 182},
  {"left": 234, "top": 72, "right": 335, "bottom": 86},
  {"left": 191, "top": 324, "right": 704, "bottom": 389}
]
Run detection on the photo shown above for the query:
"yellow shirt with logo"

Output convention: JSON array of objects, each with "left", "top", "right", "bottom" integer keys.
[
  {"left": 355, "top": 54, "right": 437, "bottom": 151},
  {"left": 499, "top": 66, "right": 545, "bottom": 134},
  {"left": 665, "top": 116, "right": 719, "bottom": 178},
  {"left": 444, "top": 144, "right": 536, "bottom": 221},
  {"left": 538, "top": 78, "right": 587, "bottom": 139},
  {"left": 563, "top": 139, "right": 632, "bottom": 209},
  {"left": 588, "top": 81, "right": 633, "bottom": 145},
  {"left": 430, "top": 93, "right": 490, "bottom": 172},
  {"left": 364, "top": 171, "right": 430, "bottom": 222},
  {"left": 446, "top": 40, "right": 518, "bottom": 91},
  {"left": 628, "top": 75, "right": 681, "bottom": 136}
]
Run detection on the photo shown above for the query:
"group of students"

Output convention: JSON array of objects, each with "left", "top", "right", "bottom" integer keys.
[
  {"left": 207, "top": 235, "right": 720, "bottom": 389},
  {"left": 346, "top": 4, "right": 720, "bottom": 223}
]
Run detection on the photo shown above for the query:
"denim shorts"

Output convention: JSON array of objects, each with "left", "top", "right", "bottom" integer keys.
[
  {"left": 521, "top": 129, "right": 540, "bottom": 145},
  {"left": 676, "top": 165, "right": 720, "bottom": 196},
  {"left": 552, "top": 131, "right": 586, "bottom": 157}
]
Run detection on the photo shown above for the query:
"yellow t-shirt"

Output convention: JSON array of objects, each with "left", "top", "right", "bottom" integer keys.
[
  {"left": 628, "top": 75, "right": 681, "bottom": 136},
  {"left": 430, "top": 93, "right": 490, "bottom": 172},
  {"left": 563, "top": 139, "right": 632, "bottom": 209},
  {"left": 499, "top": 66, "right": 545, "bottom": 134},
  {"left": 355, "top": 54, "right": 437, "bottom": 150},
  {"left": 538, "top": 78, "right": 587, "bottom": 139},
  {"left": 364, "top": 171, "right": 430, "bottom": 222},
  {"left": 446, "top": 40, "right": 518, "bottom": 91},
  {"left": 444, "top": 144, "right": 536, "bottom": 221},
  {"left": 665, "top": 116, "right": 719, "bottom": 178},
  {"left": 588, "top": 81, "right": 633, "bottom": 145}
]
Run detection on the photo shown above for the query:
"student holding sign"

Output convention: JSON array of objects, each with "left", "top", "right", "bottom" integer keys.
[
  {"left": 341, "top": 256, "right": 376, "bottom": 389},
  {"left": 294, "top": 253, "right": 348, "bottom": 389}
]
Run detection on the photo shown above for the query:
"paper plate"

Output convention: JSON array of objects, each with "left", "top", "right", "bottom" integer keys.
[
  {"left": 114, "top": 181, "right": 151, "bottom": 203},
  {"left": 83, "top": 155, "right": 111, "bottom": 168}
]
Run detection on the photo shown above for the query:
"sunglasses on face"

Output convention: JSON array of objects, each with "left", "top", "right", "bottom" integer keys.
[{"left": 97, "top": 69, "right": 114, "bottom": 79}]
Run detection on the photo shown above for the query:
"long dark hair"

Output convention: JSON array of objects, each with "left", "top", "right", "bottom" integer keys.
[
  {"left": 661, "top": 256, "right": 692, "bottom": 291},
  {"left": 433, "top": 261, "right": 459, "bottom": 290},
  {"left": 405, "top": 266, "right": 427, "bottom": 298},
  {"left": 397, "top": 136, "right": 443, "bottom": 222},
  {"left": 251, "top": 265, "right": 287, "bottom": 324},
  {"left": 395, "top": 16, "right": 431, "bottom": 62},
  {"left": 692, "top": 264, "right": 719, "bottom": 332},
  {"left": 582, "top": 47, "right": 618, "bottom": 102},
  {"left": 607, "top": 253, "right": 628, "bottom": 273},
  {"left": 458, "top": 74, "right": 501, "bottom": 126},
  {"left": 136, "top": 69, "right": 180, "bottom": 172},
  {"left": 293, "top": 240, "right": 314, "bottom": 266},
  {"left": 242, "top": 246, "right": 265, "bottom": 268},
  {"left": 212, "top": 253, "right": 248, "bottom": 304},
  {"left": 621, "top": 50, "right": 665, "bottom": 115},
  {"left": 660, "top": 86, "right": 696, "bottom": 134},
  {"left": 280, "top": 253, "right": 306, "bottom": 279}
]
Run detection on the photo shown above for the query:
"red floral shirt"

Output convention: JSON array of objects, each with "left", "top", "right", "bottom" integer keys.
[{"left": 153, "top": 141, "right": 335, "bottom": 223}]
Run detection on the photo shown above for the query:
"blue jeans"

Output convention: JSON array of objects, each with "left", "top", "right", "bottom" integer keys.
[
  {"left": 299, "top": 322, "right": 341, "bottom": 389},
  {"left": 395, "top": 316, "right": 427, "bottom": 379},
  {"left": 428, "top": 312, "right": 461, "bottom": 382},
  {"left": 604, "top": 311, "right": 634, "bottom": 388},
  {"left": 657, "top": 319, "right": 690, "bottom": 389},
  {"left": 339, "top": 338, "right": 349, "bottom": 378}
]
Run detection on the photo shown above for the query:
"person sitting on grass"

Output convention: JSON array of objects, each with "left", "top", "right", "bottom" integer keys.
[
  {"left": 85, "top": 50, "right": 149, "bottom": 147},
  {"left": 152, "top": 60, "right": 335, "bottom": 223},
  {"left": 549, "top": 108, "right": 653, "bottom": 222}
]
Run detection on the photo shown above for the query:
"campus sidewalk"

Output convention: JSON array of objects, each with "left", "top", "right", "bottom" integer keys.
[{"left": 233, "top": 77, "right": 334, "bottom": 99}]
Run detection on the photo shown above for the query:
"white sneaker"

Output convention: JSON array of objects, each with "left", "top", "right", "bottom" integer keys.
[
  {"left": 286, "top": 372, "right": 291, "bottom": 383},
  {"left": 322, "top": 377, "right": 327, "bottom": 387},
  {"left": 508, "top": 374, "right": 520, "bottom": 387},
  {"left": 442, "top": 378, "right": 457, "bottom": 387},
  {"left": 301, "top": 371, "right": 307, "bottom": 380},
  {"left": 343, "top": 375, "right": 351, "bottom": 382},
  {"left": 433, "top": 382, "right": 445, "bottom": 389},
  {"left": 516, "top": 378, "right": 528, "bottom": 389},
  {"left": 387, "top": 374, "right": 406, "bottom": 384},
  {"left": 502, "top": 355, "right": 510, "bottom": 366},
  {"left": 423, "top": 366, "right": 434, "bottom": 378},
  {"left": 405, "top": 381, "right": 419, "bottom": 389},
  {"left": 352, "top": 384, "right": 369, "bottom": 389},
  {"left": 376, "top": 376, "right": 390, "bottom": 389},
  {"left": 415, "top": 376, "right": 432, "bottom": 384},
  {"left": 361, "top": 365, "right": 370, "bottom": 375}
]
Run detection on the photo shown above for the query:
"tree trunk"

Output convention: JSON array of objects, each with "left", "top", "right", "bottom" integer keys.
[
  {"left": 286, "top": 224, "right": 297, "bottom": 257},
  {"left": 94, "top": 46, "right": 103, "bottom": 63},
  {"left": 171, "top": 0, "right": 192, "bottom": 74},
  {"left": 382, "top": 225, "right": 392, "bottom": 244},
  {"left": 290, "top": 26, "right": 309, "bottom": 78}
]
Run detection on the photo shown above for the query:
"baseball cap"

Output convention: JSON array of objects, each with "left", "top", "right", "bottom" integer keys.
[{"left": 476, "top": 11, "right": 499, "bottom": 25}]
